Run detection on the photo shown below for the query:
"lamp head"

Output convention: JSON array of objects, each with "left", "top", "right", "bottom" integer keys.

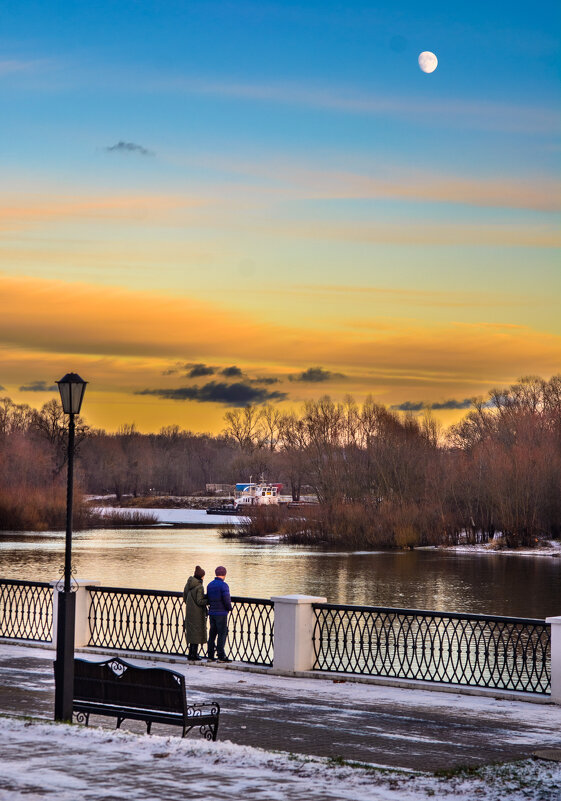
[{"left": 56, "top": 373, "right": 87, "bottom": 415}]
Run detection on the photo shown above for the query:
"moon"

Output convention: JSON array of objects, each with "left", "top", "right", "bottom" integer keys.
[{"left": 418, "top": 51, "right": 438, "bottom": 73}]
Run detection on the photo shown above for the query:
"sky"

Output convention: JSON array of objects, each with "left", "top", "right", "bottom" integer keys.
[{"left": 0, "top": 0, "right": 559, "bottom": 433}]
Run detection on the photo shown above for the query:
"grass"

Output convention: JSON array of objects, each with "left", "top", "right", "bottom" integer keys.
[{"left": 0, "top": 486, "right": 157, "bottom": 531}]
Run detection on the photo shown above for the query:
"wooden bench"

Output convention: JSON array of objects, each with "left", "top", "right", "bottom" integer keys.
[{"left": 71, "top": 657, "right": 220, "bottom": 740}]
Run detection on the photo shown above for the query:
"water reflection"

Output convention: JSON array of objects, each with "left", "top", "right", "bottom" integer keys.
[{"left": 0, "top": 528, "right": 559, "bottom": 618}]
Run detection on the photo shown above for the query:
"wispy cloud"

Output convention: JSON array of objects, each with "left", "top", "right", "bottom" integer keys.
[
  {"left": 149, "top": 75, "right": 560, "bottom": 136},
  {"left": 19, "top": 379, "right": 58, "bottom": 392},
  {"left": 224, "top": 158, "right": 561, "bottom": 213},
  {"left": 137, "top": 381, "right": 287, "bottom": 407},
  {"left": 105, "top": 141, "right": 154, "bottom": 156},
  {"left": 279, "top": 285, "right": 530, "bottom": 310},
  {"left": 0, "top": 193, "right": 203, "bottom": 230},
  {"left": 0, "top": 60, "right": 48, "bottom": 77},
  {"left": 391, "top": 398, "right": 474, "bottom": 412}
]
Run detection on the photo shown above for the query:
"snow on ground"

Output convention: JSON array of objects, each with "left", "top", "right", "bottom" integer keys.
[
  {"left": 93, "top": 507, "right": 244, "bottom": 525},
  {"left": 1, "top": 715, "right": 560, "bottom": 801},
  {"left": 442, "top": 541, "right": 561, "bottom": 557}
]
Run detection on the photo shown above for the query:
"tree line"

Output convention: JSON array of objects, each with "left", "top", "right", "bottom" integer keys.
[{"left": 1, "top": 375, "right": 560, "bottom": 547}]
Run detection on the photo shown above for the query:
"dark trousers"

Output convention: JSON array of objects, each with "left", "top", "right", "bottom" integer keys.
[{"left": 208, "top": 615, "right": 228, "bottom": 659}]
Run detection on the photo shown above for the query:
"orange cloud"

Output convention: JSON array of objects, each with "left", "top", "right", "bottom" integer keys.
[
  {"left": 0, "top": 276, "right": 561, "bottom": 381},
  {"left": 0, "top": 193, "right": 205, "bottom": 231},
  {"left": 226, "top": 159, "right": 561, "bottom": 213},
  {"left": 1, "top": 274, "right": 560, "bottom": 431}
]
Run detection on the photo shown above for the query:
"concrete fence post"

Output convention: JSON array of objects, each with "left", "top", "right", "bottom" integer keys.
[
  {"left": 50, "top": 579, "right": 100, "bottom": 650},
  {"left": 271, "top": 594, "right": 327, "bottom": 673},
  {"left": 546, "top": 616, "right": 561, "bottom": 703}
]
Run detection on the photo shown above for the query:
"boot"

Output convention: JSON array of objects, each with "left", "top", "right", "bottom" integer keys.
[{"left": 188, "top": 644, "right": 201, "bottom": 661}]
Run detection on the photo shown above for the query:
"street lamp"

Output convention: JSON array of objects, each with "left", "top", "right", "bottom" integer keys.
[{"left": 54, "top": 372, "right": 87, "bottom": 722}]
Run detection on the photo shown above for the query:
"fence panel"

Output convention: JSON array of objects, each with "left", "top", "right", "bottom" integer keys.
[
  {"left": 87, "top": 586, "right": 274, "bottom": 666},
  {"left": 313, "top": 604, "right": 551, "bottom": 694},
  {"left": 0, "top": 580, "right": 53, "bottom": 643}
]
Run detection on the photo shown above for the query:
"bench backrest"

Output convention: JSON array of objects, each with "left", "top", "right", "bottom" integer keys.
[{"left": 74, "top": 658, "right": 186, "bottom": 714}]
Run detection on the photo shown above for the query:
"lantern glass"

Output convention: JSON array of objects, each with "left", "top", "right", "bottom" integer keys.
[{"left": 56, "top": 373, "right": 87, "bottom": 415}]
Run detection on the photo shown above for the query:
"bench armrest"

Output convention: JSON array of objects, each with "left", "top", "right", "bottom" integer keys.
[{"left": 186, "top": 701, "right": 220, "bottom": 718}]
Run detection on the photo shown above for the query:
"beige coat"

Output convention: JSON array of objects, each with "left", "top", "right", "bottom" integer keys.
[{"left": 183, "top": 576, "right": 208, "bottom": 644}]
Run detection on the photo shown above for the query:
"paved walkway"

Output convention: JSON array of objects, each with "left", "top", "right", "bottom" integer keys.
[{"left": 1, "top": 643, "right": 561, "bottom": 772}]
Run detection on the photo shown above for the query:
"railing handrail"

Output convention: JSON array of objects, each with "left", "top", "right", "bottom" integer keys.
[
  {"left": 86, "top": 585, "right": 272, "bottom": 605},
  {"left": 0, "top": 579, "right": 52, "bottom": 588},
  {"left": 312, "top": 601, "right": 547, "bottom": 626}
]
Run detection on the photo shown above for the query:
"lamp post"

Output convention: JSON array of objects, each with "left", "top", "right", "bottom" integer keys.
[{"left": 54, "top": 372, "right": 87, "bottom": 722}]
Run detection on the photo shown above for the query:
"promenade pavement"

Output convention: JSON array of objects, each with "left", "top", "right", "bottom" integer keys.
[{"left": 1, "top": 643, "right": 561, "bottom": 773}]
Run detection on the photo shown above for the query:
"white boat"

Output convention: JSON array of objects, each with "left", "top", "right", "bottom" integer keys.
[{"left": 234, "top": 481, "right": 283, "bottom": 510}]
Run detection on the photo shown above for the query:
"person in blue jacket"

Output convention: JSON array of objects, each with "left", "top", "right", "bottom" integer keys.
[{"left": 206, "top": 565, "right": 233, "bottom": 662}]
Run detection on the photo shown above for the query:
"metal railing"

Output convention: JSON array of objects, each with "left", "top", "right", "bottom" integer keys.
[
  {"left": 86, "top": 586, "right": 274, "bottom": 666},
  {"left": 0, "top": 579, "right": 53, "bottom": 643},
  {"left": 312, "top": 603, "right": 551, "bottom": 693}
]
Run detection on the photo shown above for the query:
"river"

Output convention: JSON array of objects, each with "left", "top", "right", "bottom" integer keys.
[{"left": 1, "top": 524, "right": 560, "bottom": 619}]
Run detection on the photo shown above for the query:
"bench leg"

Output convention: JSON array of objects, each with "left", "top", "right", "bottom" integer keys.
[
  {"left": 198, "top": 720, "right": 219, "bottom": 741},
  {"left": 146, "top": 721, "right": 152, "bottom": 734},
  {"left": 116, "top": 717, "right": 124, "bottom": 730}
]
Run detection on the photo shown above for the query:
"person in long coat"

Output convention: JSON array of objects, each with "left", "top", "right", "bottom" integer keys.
[{"left": 183, "top": 565, "right": 208, "bottom": 661}]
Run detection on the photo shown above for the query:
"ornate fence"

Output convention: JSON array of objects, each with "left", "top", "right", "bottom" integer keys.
[
  {"left": 0, "top": 580, "right": 53, "bottom": 643},
  {"left": 0, "top": 578, "right": 553, "bottom": 695},
  {"left": 87, "top": 586, "right": 274, "bottom": 666},
  {"left": 312, "top": 603, "right": 551, "bottom": 694}
]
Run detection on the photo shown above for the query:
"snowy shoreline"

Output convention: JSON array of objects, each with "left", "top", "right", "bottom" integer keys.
[{"left": 439, "top": 541, "right": 561, "bottom": 558}]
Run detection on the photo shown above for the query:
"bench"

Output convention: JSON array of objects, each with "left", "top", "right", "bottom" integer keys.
[{"left": 70, "top": 657, "right": 220, "bottom": 740}]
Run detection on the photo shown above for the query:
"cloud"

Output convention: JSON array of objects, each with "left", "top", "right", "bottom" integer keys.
[
  {"left": 105, "top": 141, "right": 154, "bottom": 156},
  {"left": 136, "top": 381, "right": 287, "bottom": 407},
  {"left": 197, "top": 153, "right": 561, "bottom": 214},
  {"left": 390, "top": 401, "right": 425, "bottom": 412},
  {"left": 2, "top": 276, "right": 561, "bottom": 406},
  {"left": 0, "top": 59, "right": 50, "bottom": 77},
  {"left": 152, "top": 76, "right": 559, "bottom": 135},
  {"left": 431, "top": 398, "right": 473, "bottom": 410},
  {"left": 0, "top": 193, "right": 202, "bottom": 232},
  {"left": 250, "top": 377, "right": 281, "bottom": 385},
  {"left": 290, "top": 367, "right": 346, "bottom": 383},
  {"left": 19, "top": 380, "right": 58, "bottom": 392},
  {"left": 391, "top": 398, "right": 474, "bottom": 412},
  {"left": 187, "top": 363, "right": 215, "bottom": 378},
  {"left": 221, "top": 365, "right": 243, "bottom": 377}
]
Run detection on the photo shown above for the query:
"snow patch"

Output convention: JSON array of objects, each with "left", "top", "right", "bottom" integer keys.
[{"left": 0, "top": 716, "right": 560, "bottom": 801}]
